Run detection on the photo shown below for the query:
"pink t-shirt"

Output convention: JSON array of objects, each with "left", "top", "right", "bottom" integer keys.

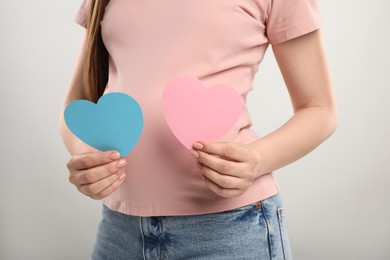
[{"left": 74, "top": 0, "right": 322, "bottom": 216}]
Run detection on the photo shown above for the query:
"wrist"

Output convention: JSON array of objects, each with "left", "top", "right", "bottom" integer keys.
[{"left": 248, "top": 141, "right": 267, "bottom": 179}]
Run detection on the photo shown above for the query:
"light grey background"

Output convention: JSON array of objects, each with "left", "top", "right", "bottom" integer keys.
[{"left": 0, "top": 0, "right": 389, "bottom": 259}]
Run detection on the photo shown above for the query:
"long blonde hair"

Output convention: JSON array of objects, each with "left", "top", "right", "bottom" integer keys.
[{"left": 84, "top": 0, "right": 110, "bottom": 102}]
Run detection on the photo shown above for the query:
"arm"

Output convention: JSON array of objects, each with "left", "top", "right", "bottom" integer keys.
[
  {"left": 59, "top": 32, "right": 127, "bottom": 199},
  {"left": 251, "top": 29, "right": 338, "bottom": 175},
  {"left": 191, "top": 30, "right": 338, "bottom": 197},
  {"left": 59, "top": 31, "right": 93, "bottom": 155}
]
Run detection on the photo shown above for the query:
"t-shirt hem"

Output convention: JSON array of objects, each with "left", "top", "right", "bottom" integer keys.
[
  {"left": 268, "top": 19, "right": 322, "bottom": 45},
  {"left": 73, "top": 0, "right": 89, "bottom": 29},
  {"left": 74, "top": 14, "right": 87, "bottom": 29},
  {"left": 101, "top": 183, "right": 280, "bottom": 217}
]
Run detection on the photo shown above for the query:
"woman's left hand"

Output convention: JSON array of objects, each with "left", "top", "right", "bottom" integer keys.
[{"left": 191, "top": 141, "right": 261, "bottom": 198}]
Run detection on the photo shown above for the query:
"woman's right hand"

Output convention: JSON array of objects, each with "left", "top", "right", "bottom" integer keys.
[{"left": 67, "top": 150, "right": 127, "bottom": 200}]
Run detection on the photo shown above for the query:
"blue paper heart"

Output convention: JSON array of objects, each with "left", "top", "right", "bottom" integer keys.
[{"left": 64, "top": 92, "right": 143, "bottom": 157}]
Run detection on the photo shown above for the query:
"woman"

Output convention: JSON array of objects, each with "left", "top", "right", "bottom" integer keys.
[{"left": 59, "top": 0, "right": 338, "bottom": 259}]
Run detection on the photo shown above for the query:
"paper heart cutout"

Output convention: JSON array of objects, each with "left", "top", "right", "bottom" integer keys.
[
  {"left": 162, "top": 75, "right": 242, "bottom": 149},
  {"left": 64, "top": 92, "right": 143, "bottom": 157}
]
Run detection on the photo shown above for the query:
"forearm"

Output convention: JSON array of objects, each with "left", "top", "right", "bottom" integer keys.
[
  {"left": 251, "top": 105, "right": 338, "bottom": 177},
  {"left": 58, "top": 106, "right": 98, "bottom": 156}
]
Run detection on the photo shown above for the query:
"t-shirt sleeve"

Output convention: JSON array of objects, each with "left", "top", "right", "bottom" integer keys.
[
  {"left": 74, "top": 0, "right": 90, "bottom": 29},
  {"left": 266, "top": 0, "right": 322, "bottom": 45}
]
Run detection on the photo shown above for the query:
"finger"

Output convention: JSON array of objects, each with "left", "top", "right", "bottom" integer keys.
[
  {"left": 203, "top": 177, "right": 243, "bottom": 198},
  {"left": 73, "top": 159, "right": 127, "bottom": 185},
  {"left": 91, "top": 173, "right": 127, "bottom": 199},
  {"left": 193, "top": 142, "right": 256, "bottom": 162},
  {"left": 196, "top": 150, "right": 240, "bottom": 177},
  {"left": 200, "top": 165, "right": 247, "bottom": 189},
  {"left": 80, "top": 169, "right": 126, "bottom": 197},
  {"left": 68, "top": 150, "right": 121, "bottom": 171}
]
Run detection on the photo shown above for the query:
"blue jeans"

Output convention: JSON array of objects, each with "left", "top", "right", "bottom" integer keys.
[{"left": 91, "top": 193, "right": 292, "bottom": 259}]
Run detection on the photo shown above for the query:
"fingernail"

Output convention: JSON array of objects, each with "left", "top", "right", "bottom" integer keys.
[
  {"left": 117, "top": 167, "right": 126, "bottom": 175},
  {"left": 119, "top": 173, "right": 126, "bottom": 181},
  {"left": 190, "top": 150, "right": 199, "bottom": 158},
  {"left": 193, "top": 142, "right": 203, "bottom": 150},
  {"left": 117, "top": 159, "right": 127, "bottom": 168},
  {"left": 110, "top": 152, "right": 120, "bottom": 160}
]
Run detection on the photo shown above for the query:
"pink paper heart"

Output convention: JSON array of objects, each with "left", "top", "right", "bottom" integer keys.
[{"left": 162, "top": 75, "right": 242, "bottom": 149}]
